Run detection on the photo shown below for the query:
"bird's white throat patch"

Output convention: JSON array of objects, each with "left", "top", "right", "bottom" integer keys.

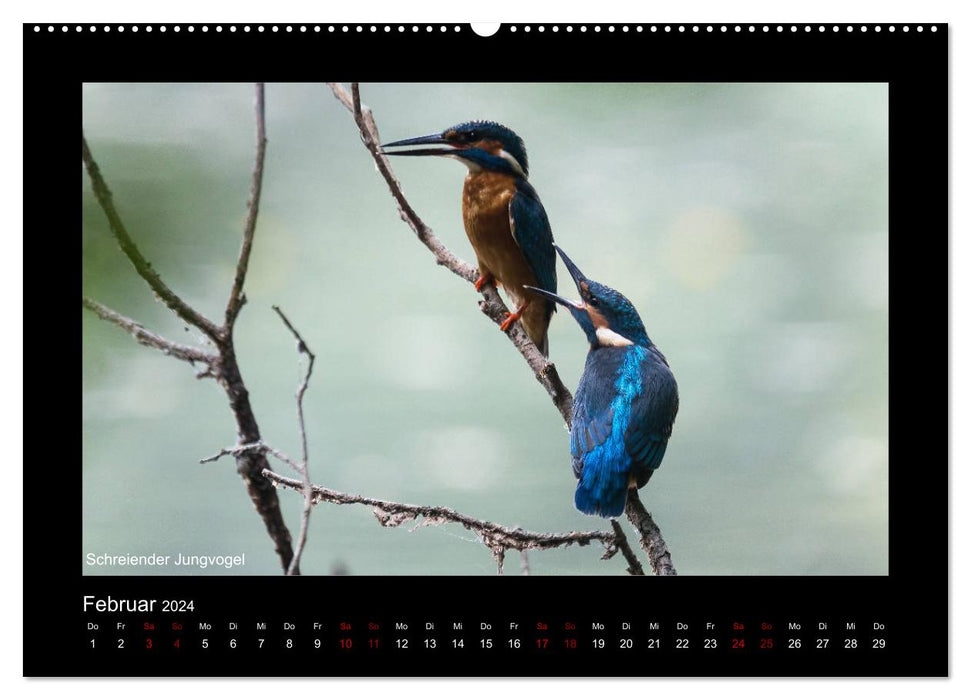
[
  {"left": 596, "top": 327, "right": 634, "bottom": 347},
  {"left": 450, "top": 153, "right": 483, "bottom": 173}
]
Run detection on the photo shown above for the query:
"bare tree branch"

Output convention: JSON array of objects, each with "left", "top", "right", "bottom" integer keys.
[
  {"left": 328, "top": 82, "right": 675, "bottom": 575},
  {"left": 262, "top": 467, "right": 630, "bottom": 568},
  {"left": 83, "top": 83, "right": 297, "bottom": 573},
  {"left": 272, "top": 305, "right": 316, "bottom": 577},
  {"left": 209, "top": 84, "right": 297, "bottom": 573},
  {"left": 225, "top": 83, "right": 267, "bottom": 331},
  {"left": 610, "top": 519, "right": 646, "bottom": 576},
  {"left": 214, "top": 351, "right": 296, "bottom": 573},
  {"left": 82, "top": 297, "right": 216, "bottom": 371},
  {"left": 332, "top": 82, "right": 476, "bottom": 280},
  {"left": 327, "top": 81, "right": 574, "bottom": 425},
  {"left": 625, "top": 490, "right": 676, "bottom": 576},
  {"left": 203, "top": 439, "right": 646, "bottom": 576},
  {"left": 80, "top": 137, "right": 223, "bottom": 343}
]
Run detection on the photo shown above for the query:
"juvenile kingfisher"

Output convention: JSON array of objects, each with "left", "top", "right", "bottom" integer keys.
[
  {"left": 381, "top": 121, "right": 557, "bottom": 355},
  {"left": 526, "top": 246, "right": 679, "bottom": 518}
]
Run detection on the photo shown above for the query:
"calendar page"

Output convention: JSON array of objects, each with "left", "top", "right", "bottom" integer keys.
[{"left": 24, "top": 21, "right": 946, "bottom": 677}]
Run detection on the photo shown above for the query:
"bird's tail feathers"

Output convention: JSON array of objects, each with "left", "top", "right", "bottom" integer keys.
[
  {"left": 575, "top": 463, "right": 629, "bottom": 518},
  {"left": 522, "top": 303, "right": 551, "bottom": 357},
  {"left": 535, "top": 332, "right": 549, "bottom": 357}
]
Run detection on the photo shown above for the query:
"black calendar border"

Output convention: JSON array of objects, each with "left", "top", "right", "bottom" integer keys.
[{"left": 23, "top": 23, "right": 947, "bottom": 677}]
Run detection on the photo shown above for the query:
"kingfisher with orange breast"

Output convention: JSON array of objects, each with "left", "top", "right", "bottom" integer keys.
[{"left": 381, "top": 121, "right": 557, "bottom": 355}]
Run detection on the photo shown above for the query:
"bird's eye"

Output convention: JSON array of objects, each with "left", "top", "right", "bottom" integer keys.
[
  {"left": 466, "top": 131, "right": 477, "bottom": 141},
  {"left": 587, "top": 295, "right": 599, "bottom": 307}
]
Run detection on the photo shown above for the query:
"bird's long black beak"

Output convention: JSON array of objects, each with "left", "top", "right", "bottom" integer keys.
[
  {"left": 523, "top": 245, "right": 587, "bottom": 311},
  {"left": 523, "top": 285, "right": 583, "bottom": 310},
  {"left": 524, "top": 245, "right": 589, "bottom": 310},
  {"left": 380, "top": 133, "right": 454, "bottom": 157},
  {"left": 554, "top": 245, "right": 588, "bottom": 295}
]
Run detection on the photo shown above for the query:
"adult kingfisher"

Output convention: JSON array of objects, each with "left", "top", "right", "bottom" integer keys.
[
  {"left": 526, "top": 246, "right": 679, "bottom": 518},
  {"left": 381, "top": 121, "right": 557, "bottom": 355}
]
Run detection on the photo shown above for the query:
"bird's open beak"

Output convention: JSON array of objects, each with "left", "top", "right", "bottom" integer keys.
[
  {"left": 523, "top": 285, "right": 584, "bottom": 310},
  {"left": 524, "top": 245, "right": 588, "bottom": 310},
  {"left": 554, "top": 245, "right": 588, "bottom": 295},
  {"left": 380, "top": 133, "right": 455, "bottom": 157}
]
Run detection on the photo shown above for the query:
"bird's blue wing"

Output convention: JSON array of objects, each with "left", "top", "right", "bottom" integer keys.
[
  {"left": 508, "top": 179, "right": 557, "bottom": 295},
  {"left": 570, "top": 349, "right": 679, "bottom": 517},
  {"left": 624, "top": 363, "right": 680, "bottom": 487},
  {"left": 570, "top": 352, "right": 628, "bottom": 481},
  {"left": 570, "top": 400, "right": 614, "bottom": 480},
  {"left": 571, "top": 398, "right": 629, "bottom": 516}
]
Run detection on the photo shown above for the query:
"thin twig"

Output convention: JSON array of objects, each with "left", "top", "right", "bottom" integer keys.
[
  {"left": 82, "top": 297, "right": 216, "bottom": 372},
  {"left": 201, "top": 441, "right": 299, "bottom": 469},
  {"left": 520, "top": 550, "right": 531, "bottom": 576},
  {"left": 272, "top": 305, "right": 317, "bottom": 577},
  {"left": 327, "top": 82, "right": 574, "bottom": 425},
  {"left": 81, "top": 137, "right": 223, "bottom": 343},
  {"left": 225, "top": 83, "right": 267, "bottom": 331}
]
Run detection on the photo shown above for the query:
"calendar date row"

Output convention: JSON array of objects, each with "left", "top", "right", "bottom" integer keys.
[{"left": 88, "top": 634, "right": 889, "bottom": 652}]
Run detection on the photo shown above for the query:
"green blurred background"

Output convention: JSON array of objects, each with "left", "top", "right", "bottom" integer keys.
[{"left": 82, "top": 83, "right": 888, "bottom": 576}]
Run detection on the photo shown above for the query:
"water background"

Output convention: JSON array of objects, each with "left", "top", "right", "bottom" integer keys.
[{"left": 82, "top": 83, "right": 889, "bottom": 575}]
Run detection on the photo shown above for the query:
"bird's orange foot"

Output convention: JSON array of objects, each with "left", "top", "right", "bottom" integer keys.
[
  {"left": 474, "top": 273, "right": 495, "bottom": 292},
  {"left": 499, "top": 312, "right": 519, "bottom": 333},
  {"left": 499, "top": 301, "right": 530, "bottom": 333}
]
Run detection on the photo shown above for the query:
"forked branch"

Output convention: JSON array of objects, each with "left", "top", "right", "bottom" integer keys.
[
  {"left": 81, "top": 138, "right": 222, "bottom": 343},
  {"left": 625, "top": 490, "right": 676, "bottom": 576},
  {"left": 83, "top": 83, "right": 297, "bottom": 573}
]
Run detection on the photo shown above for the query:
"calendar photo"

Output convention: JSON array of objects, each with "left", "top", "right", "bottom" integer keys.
[{"left": 81, "top": 81, "right": 890, "bottom": 577}]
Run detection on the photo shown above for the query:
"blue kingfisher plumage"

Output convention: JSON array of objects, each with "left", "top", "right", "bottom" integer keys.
[
  {"left": 526, "top": 246, "right": 679, "bottom": 518},
  {"left": 381, "top": 121, "right": 557, "bottom": 355}
]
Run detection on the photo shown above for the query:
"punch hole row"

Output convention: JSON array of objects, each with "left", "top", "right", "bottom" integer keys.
[
  {"left": 33, "top": 25, "right": 463, "bottom": 33},
  {"left": 509, "top": 24, "right": 936, "bottom": 33},
  {"left": 33, "top": 24, "right": 939, "bottom": 34}
]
